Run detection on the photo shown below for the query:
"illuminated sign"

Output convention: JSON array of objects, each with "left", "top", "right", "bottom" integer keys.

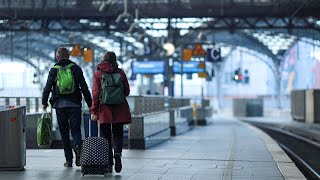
[
  {"left": 132, "top": 61, "right": 165, "bottom": 74},
  {"left": 132, "top": 61, "right": 205, "bottom": 75},
  {"left": 173, "top": 61, "right": 204, "bottom": 74}
]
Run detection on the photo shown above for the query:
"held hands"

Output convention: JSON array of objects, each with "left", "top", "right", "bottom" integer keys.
[{"left": 91, "top": 114, "right": 98, "bottom": 121}]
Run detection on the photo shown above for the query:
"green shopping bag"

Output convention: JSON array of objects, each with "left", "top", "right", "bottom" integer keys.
[{"left": 37, "top": 112, "right": 52, "bottom": 148}]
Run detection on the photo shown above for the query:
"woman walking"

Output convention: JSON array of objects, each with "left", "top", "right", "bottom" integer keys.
[{"left": 90, "top": 51, "right": 131, "bottom": 173}]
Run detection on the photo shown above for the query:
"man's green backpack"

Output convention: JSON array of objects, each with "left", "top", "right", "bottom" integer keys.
[
  {"left": 52, "top": 63, "right": 75, "bottom": 95},
  {"left": 99, "top": 69, "right": 125, "bottom": 105}
]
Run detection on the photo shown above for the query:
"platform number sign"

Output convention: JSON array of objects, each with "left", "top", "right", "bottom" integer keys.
[{"left": 207, "top": 48, "right": 221, "bottom": 62}]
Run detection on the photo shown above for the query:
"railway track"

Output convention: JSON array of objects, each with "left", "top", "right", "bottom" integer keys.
[{"left": 248, "top": 122, "right": 320, "bottom": 180}]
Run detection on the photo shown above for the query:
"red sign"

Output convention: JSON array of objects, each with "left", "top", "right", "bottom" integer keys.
[
  {"left": 70, "top": 44, "right": 82, "bottom": 56},
  {"left": 193, "top": 44, "right": 206, "bottom": 56}
]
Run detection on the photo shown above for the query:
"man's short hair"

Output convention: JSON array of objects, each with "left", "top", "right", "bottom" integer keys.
[{"left": 56, "top": 48, "right": 70, "bottom": 59}]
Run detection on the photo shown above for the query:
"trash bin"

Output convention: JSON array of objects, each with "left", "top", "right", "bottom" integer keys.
[
  {"left": 0, "top": 105, "right": 26, "bottom": 170},
  {"left": 233, "top": 98, "right": 263, "bottom": 117},
  {"left": 246, "top": 99, "right": 263, "bottom": 117}
]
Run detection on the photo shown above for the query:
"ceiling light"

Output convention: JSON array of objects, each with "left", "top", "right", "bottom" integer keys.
[{"left": 163, "top": 43, "right": 175, "bottom": 56}]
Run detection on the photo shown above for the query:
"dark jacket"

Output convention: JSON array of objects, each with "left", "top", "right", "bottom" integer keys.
[
  {"left": 90, "top": 62, "right": 131, "bottom": 124},
  {"left": 42, "top": 59, "right": 92, "bottom": 108}
]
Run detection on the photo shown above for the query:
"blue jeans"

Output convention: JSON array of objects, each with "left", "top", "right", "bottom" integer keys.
[{"left": 56, "top": 107, "right": 82, "bottom": 162}]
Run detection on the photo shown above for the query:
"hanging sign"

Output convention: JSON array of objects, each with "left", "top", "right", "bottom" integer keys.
[
  {"left": 182, "top": 48, "right": 193, "bottom": 61},
  {"left": 70, "top": 44, "right": 82, "bottom": 56},
  {"left": 193, "top": 43, "right": 206, "bottom": 56},
  {"left": 207, "top": 48, "right": 221, "bottom": 62}
]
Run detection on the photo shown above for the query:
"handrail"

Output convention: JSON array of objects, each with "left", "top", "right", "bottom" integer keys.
[{"left": 1, "top": 96, "right": 200, "bottom": 115}]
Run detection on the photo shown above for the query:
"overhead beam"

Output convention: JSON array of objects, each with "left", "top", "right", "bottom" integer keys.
[
  {"left": 0, "top": 17, "right": 318, "bottom": 32},
  {"left": 0, "top": 0, "right": 319, "bottom": 19}
]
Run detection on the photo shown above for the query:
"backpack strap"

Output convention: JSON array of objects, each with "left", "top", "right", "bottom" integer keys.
[
  {"left": 52, "top": 63, "right": 75, "bottom": 69},
  {"left": 99, "top": 68, "right": 121, "bottom": 74},
  {"left": 98, "top": 70, "right": 105, "bottom": 74},
  {"left": 99, "top": 68, "right": 121, "bottom": 85},
  {"left": 52, "top": 65, "right": 61, "bottom": 69},
  {"left": 66, "top": 63, "right": 75, "bottom": 69}
]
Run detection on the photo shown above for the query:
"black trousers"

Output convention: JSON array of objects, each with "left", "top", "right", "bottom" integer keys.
[
  {"left": 100, "top": 123, "right": 123, "bottom": 165},
  {"left": 56, "top": 107, "right": 82, "bottom": 162}
]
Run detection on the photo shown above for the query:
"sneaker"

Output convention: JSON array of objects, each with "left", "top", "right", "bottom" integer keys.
[
  {"left": 74, "top": 146, "right": 81, "bottom": 167},
  {"left": 114, "top": 153, "right": 122, "bottom": 173},
  {"left": 64, "top": 161, "right": 72, "bottom": 167}
]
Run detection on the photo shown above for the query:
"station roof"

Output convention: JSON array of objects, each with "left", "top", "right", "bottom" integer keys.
[
  {"left": 0, "top": 0, "right": 319, "bottom": 76},
  {"left": 0, "top": 0, "right": 319, "bottom": 19}
]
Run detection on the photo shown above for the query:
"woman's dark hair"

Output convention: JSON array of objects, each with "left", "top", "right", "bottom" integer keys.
[{"left": 103, "top": 51, "right": 118, "bottom": 67}]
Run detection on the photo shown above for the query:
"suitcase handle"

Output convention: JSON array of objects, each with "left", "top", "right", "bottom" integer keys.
[{"left": 89, "top": 115, "right": 100, "bottom": 137}]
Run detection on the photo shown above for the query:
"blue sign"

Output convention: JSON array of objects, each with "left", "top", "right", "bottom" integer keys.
[
  {"left": 173, "top": 61, "right": 204, "bottom": 74},
  {"left": 207, "top": 48, "right": 221, "bottom": 62},
  {"left": 132, "top": 61, "right": 165, "bottom": 74}
]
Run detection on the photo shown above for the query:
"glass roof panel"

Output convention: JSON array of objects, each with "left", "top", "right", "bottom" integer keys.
[{"left": 250, "top": 31, "right": 297, "bottom": 55}]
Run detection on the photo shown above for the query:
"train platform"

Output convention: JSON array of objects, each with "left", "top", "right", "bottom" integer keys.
[{"left": 0, "top": 115, "right": 306, "bottom": 180}]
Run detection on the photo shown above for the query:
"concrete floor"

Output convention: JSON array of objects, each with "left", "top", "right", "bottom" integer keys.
[{"left": 0, "top": 116, "right": 306, "bottom": 180}]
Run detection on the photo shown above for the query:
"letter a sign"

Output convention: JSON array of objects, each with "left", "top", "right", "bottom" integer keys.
[{"left": 193, "top": 44, "right": 206, "bottom": 56}]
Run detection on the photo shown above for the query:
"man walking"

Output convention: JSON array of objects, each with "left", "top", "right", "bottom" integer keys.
[{"left": 42, "top": 47, "right": 92, "bottom": 167}]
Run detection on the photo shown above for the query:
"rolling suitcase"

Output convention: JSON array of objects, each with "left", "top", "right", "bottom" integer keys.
[
  {"left": 81, "top": 118, "right": 109, "bottom": 177},
  {"left": 83, "top": 113, "right": 98, "bottom": 138}
]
